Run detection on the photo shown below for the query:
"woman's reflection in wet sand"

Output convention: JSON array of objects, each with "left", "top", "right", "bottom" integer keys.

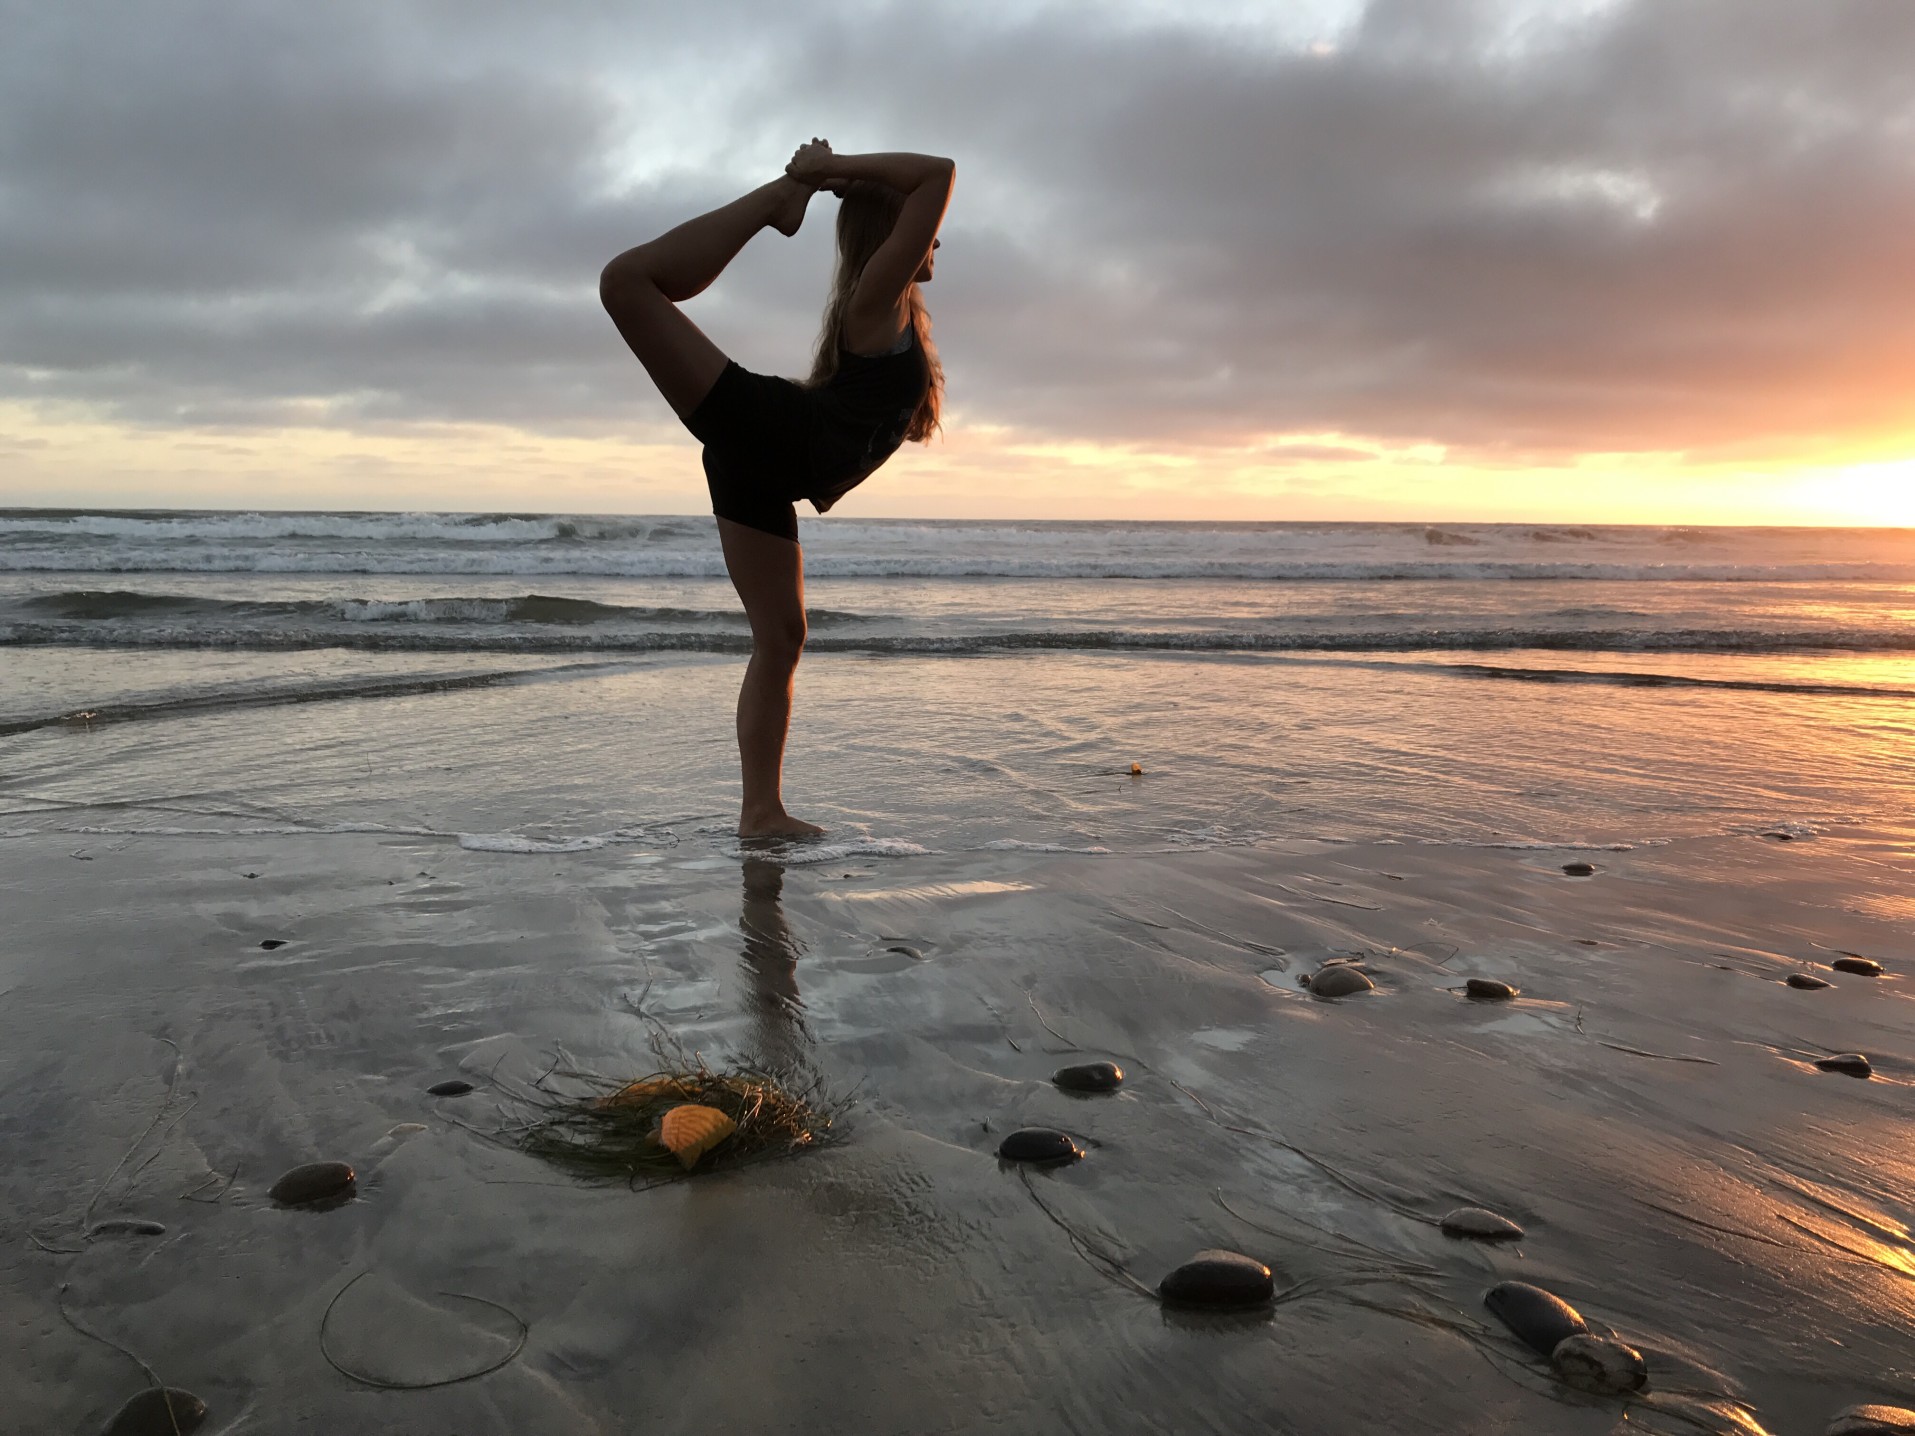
[{"left": 738, "top": 856, "right": 813, "bottom": 1071}]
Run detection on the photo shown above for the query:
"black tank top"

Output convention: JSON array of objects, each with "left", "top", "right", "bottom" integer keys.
[{"left": 808, "top": 326, "right": 930, "bottom": 512}]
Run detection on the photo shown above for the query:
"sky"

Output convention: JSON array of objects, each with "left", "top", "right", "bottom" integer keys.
[{"left": 2, "top": 0, "right": 1912, "bottom": 524}]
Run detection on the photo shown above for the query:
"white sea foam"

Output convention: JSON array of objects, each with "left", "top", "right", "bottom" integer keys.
[
  {"left": 1153, "top": 826, "right": 1271, "bottom": 850},
  {"left": 1437, "top": 839, "right": 1652, "bottom": 852},
  {"left": 7, "top": 508, "right": 1915, "bottom": 583},
  {"left": 8, "top": 548, "right": 1912, "bottom": 582},
  {"left": 457, "top": 832, "right": 611, "bottom": 854},
  {"left": 67, "top": 821, "right": 442, "bottom": 838},
  {"left": 718, "top": 836, "right": 933, "bottom": 865},
  {"left": 979, "top": 839, "right": 1114, "bottom": 854}
]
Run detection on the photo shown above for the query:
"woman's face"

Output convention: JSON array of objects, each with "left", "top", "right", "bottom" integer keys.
[{"left": 915, "top": 237, "right": 941, "bottom": 284}]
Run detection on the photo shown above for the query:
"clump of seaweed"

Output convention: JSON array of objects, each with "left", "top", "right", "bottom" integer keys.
[{"left": 500, "top": 1037, "right": 841, "bottom": 1188}]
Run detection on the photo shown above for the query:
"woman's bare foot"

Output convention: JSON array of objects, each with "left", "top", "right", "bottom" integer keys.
[
  {"left": 766, "top": 177, "right": 814, "bottom": 238},
  {"left": 739, "top": 807, "right": 826, "bottom": 839}
]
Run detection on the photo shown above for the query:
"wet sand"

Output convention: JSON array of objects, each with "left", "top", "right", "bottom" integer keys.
[{"left": 5, "top": 824, "right": 1914, "bottom": 1433}]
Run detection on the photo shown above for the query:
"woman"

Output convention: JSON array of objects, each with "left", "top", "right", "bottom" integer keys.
[{"left": 599, "top": 140, "right": 953, "bottom": 839}]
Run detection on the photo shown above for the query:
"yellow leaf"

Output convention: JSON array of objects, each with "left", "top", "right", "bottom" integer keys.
[
  {"left": 596, "top": 1076, "right": 692, "bottom": 1109},
  {"left": 659, "top": 1104, "right": 737, "bottom": 1169}
]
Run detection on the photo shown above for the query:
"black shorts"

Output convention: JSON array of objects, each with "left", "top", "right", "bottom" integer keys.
[{"left": 684, "top": 362, "right": 814, "bottom": 543}]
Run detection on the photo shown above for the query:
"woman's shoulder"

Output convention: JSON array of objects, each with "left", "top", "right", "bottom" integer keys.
[{"left": 839, "top": 324, "right": 915, "bottom": 360}]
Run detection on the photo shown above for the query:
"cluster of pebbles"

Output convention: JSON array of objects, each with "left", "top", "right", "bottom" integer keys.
[
  {"left": 1483, "top": 1280, "right": 1647, "bottom": 1395},
  {"left": 97, "top": 903, "right": 1901, "bottom": 1433},
  {"left": 989, "top": 926, "right": 1904, "bottom": 1430},
  {"left": 1784, "top": 955, "right": 1887, "bottom": 1078},
  {"left": 996, "top": 1063, "right": 1285, "bottom": 1310}
]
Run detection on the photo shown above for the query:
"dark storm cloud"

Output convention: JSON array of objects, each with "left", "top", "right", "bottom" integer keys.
[{"left": 2, "top": 0, "right": 1911, "bottom": 457}]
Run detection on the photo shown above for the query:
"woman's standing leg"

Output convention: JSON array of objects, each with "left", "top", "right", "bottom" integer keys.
[
  {"left": 598, "top": 176, "right": 815, "bottom": 417},
  {"left": 717, "top": 516, "right": 824, "bottom": 838},
  {"left": 601, "top": 175, "right": 823, "bottom": 837}
]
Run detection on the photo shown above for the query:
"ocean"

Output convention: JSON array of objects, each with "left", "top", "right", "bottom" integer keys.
[{"left": 4, "top": 509, "right": 1913, "bottom": 855}]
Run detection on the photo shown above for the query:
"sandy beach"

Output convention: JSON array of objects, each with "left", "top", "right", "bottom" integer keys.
[{"left": 7, "top": 811, "right": 1913, "bottom": 1432}]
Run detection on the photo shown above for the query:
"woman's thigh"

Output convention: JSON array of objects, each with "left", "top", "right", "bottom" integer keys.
[
  {"left": 600, "top": 277, "right": 730, "bottom": 420},
  {"left": 716, "top": 516, "right": 806, "bottom": 649}
]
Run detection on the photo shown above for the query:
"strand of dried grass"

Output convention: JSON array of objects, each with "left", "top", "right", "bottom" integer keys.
[
  {"left": 1013, "top": 1168, "right": 1159, "bottom": 1301},
  {"left": 318, "top": 1271, "right": 527, "bottom": 1391}
]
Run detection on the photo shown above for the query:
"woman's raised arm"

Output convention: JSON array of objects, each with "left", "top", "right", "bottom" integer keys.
[{"left": 788, "top": 142, "right": 954, "bottom": 325}]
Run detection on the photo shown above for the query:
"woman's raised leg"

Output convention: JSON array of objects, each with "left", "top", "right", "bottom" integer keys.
[
  {"left": 599, "top": 176, "right": 816, "bottom": 418},
  {"left": 717, "top": 515, "right": 825, "bottom": 839}
]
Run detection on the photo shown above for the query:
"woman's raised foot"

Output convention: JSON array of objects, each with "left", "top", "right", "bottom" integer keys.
[{"left": 766, "top": 177, "right": 814, "bottom": 238}]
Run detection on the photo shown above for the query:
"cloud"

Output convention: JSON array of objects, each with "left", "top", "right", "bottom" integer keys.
[{"left": 2, "top": 0, "right": 1911, "bottom": 465}]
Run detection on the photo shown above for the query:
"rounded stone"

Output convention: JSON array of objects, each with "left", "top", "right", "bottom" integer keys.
[
  {"left": 102, "top": 1387, "right": 208, "bottom": 1436},
  {"left": 1788, "top": 973, "right": 1832, "bottom": 990},
  {"left": 1827, "top": 1406, "right": 1915, "bottom": 1435},
  {"left": 997, "top": 1128, "right": 1083, "bottom": 1164},
  {"left": 1440, "top": 1206, "right": 1524, "bottom": 1240},
  {"left": 1306, "top": 964, "right": 1375, "bottom": 998},
  {"left": 1484, "top": 1280, "right": 1587, "bottom": 1356},
  {"left": 1052, "top": 1062, "right": 1124, "bottom": 1094},
  {"left": 87, "top": 1219, "right": 166, "bottom": 1238},
  {"left": 1465, "top": 978, "right": 1519, "bottom": 1002},
  {"left": 426, "top": 1079, "right": 474, "bottom": 1097},
  {"left": 1158, "top": 1249, "right": 1275, "bottom": 1308},
  {"left": 1562, "top": 861, "right": 1597, "bottom": 876},
  {"left": 258, "top": 939, "right": 287, "bottom": 950},
  {"left": 1833, "top": 957, "right": 1885, "bottom": 977},
  {"left": 269, "top": 1160, "right": 356, "bottom": 1207},
  {"left": 1816, "top": 1054, "right": 1873, "bottom": 1079},
  {"left": 1551, "top": 1334, "right": 1648, "bottom": 1395}
]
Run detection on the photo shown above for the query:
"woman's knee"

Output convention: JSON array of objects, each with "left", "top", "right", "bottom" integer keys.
[
  {"left": 754, "top": 616, "right": 807, "bottom": 667},
  {"left": 599, "top": 248, "right": 656, "bottom": 313}
]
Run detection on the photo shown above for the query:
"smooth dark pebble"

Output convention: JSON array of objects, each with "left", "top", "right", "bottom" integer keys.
[
  {"left": 1833, "top": 957, "right": 1885, "bottom": 977},
  {"left": 87, "top": 1218, "right": 166, "bottom": 1238},
  {"left": 1788, "top": 973, "right": 1832, "bottom": 990},
  {"left": 1159, "top": 1249, "right": 1275, "bottom": 1308},
  {"left": 1440, "top": 1206, "right": 1524, "bottom": 1240},
  {"left": 258, "top": 939, "right": 287, "bottom": 950},
  {"left": 1306, "top": 964, "right": 1375, "bottom": 998},
  {"left": 1053, "top": 1062, "right": 1124, "bottom": 1093},
  {"left": 997, "top": 1128, "right": 1083, "bottom": 1164},
  {"left": 102, "top": 1387, "right": 208, "bottom": 1436},
  {"left": 1816, "top": 1054, "right": 1873, "bottom": 1078},
  {"left": 269, "top": 1160, "right": 355, "bottom": 1207},
  {"left": 427, "top": 1079, "right": 475, "bottom": 1096},
  {"left": 1562, "top": 861, "right": 1596, "bottom": 876},
  {"left": 243, "top": 872, "right": 258, "bottom": 879},
  {"left": 1465, "top": 978, "right": 1518, "bottom": 1001},
  {"left": 1551, "top": 1334, "right": 1647, "bottom": 1394},
  {"left": 1827, "top": 1406, "right": 1915, "bottom": 1435},
  {"left": 1484, "top": 1280, "right": 1587, "bottom": 1356}
]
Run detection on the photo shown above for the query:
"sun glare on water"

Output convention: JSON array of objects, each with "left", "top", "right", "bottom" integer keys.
[{"left": 1813, "top": 461, "right": 1915, "bottom": 526}]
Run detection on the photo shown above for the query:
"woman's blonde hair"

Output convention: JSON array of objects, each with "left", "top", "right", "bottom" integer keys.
[{"left": 806, "top": 180, "right": 943, "bottom": 442}]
